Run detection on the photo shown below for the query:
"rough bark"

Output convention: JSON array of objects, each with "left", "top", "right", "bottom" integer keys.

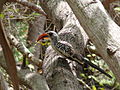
[
  {"left": 39, "top": 0, "right": 89, "bottom": 89},
  {"left": 66, "top": 0, "right": 120, "bottom": 82},
  {"left": 18, "top": 69, "right": 50, "bottom": 90},
  {"left": 43, "top": 46, "right": 82, "bottom": 90},
  {"left": 0, "top": 72, "right": 8, "bottom": 90}
]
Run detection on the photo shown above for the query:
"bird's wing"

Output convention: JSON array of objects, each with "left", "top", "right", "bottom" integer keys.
[
  {"left": 54, "top": 41, "right": 83, "bottom": 64},
  {"left": 54, "top": 41, "right": 112, "bottom": 78},
  {"left": 56, "top": 41, "right": 74, "bottom": 56}
]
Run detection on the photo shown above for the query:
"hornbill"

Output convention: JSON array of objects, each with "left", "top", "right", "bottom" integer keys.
[{"left": 37, "top": 31, "right": 112, "bottom": 78}]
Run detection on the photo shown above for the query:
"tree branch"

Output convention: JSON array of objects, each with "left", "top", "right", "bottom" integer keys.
[
  {"left": 7, "top": 33, "right": 43, "bottom": 68},
  {"left": 0, "top": 50, "right": 50, "bottom": 90},
  {"left": 66, "top": 0, "right": 120, "bottom": 82},
  {"left": 39, "top": 0, "right": 88, "bottom": 89},
  {"left": 9, "top": 0, "right": 47, "bottom": 16}
]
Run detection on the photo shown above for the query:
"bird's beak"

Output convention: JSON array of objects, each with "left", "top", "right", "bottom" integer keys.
[{"left": 36, "top": 33, "right": 49, "bottom": 42}]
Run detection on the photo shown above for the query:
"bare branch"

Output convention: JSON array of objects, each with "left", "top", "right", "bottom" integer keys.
[
  {"left": 8, "top": 33, "right": 43, "bottom": 68},
  {"left": 8, "top": 0, "right": 47, "bottom": 16}
]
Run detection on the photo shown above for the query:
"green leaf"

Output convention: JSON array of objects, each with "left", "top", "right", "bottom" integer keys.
[
  {"left": 32, "top": 12, "right": 40, "bottom": 16},
  {"left": 0, "top": 14, "right": 4, "bottom": 19},
  {"left": 92, "top": 54, "right": 96, "bottom": 57},
  {"left": 10, "top": 15, "right": 14, "bottom": 18},
  {"left": 92, "top": 85, "right": 97, "bottom": 90},
  {"left": 80, "top": 73, "right": 86, "bottom": 78}
]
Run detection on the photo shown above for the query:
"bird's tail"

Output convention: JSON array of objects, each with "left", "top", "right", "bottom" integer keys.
[
  {"left": 72, "top": 54, "right": 112, "bottom": 78},
  {"left": 83, "top": 58, "right": 112, "bottom": 78}
]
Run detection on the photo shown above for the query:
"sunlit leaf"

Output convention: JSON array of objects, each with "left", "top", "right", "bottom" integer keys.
[
  {"left": 99, "top": 88, "right": 104, "bottom": 90},
  {"left": 89, "top": 45, "right": 96, "bottom": 50},
  {"left": 80, "top": 73, "right": 86, "bottom": 78},
  {"left": 92, "top": 54, "right": 96, "bottom": 57},
  {"left": 10, "top": 15, "right": 14, "bottom": 18},
  {"left": 87, "top": 54, "right": 92, "bottom": 58},
  {"left": 92, "top": 85, "right": 97, "bottom": 90},
  {"left": 0, "top": 14, "right": 4, "bottom": 19},
  {"left": 32, "top": 12, "right": 40, "bottom": 16}
]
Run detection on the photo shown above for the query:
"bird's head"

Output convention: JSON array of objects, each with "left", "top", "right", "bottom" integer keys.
[{"left": 36, "top": 31, "right": 59, "bottom": 43}]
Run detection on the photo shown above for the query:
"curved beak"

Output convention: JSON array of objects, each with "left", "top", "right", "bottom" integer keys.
[{"left": 36, "top": 33, "right": 49, "bottom": 42}]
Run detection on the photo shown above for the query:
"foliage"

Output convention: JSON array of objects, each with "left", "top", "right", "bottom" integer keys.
[
  {"left": 1, "top": 2, "right": 40, "bottom": 89},
  {"left": 1, "top": 1, "right": 120, "bottom": 90}
]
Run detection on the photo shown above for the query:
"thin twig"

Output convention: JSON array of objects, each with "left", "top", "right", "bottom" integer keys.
[
  {"left": 77, "top": 78, "right": 92, "bottom": 90},
  {"left": 15, "top": 0, "right": 47, "bottom": 16}
]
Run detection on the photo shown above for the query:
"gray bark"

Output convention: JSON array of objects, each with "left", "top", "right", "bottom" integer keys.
[
  {"left": 0, "top": 72, "right": 8, "bottom": 90},
  {"left": 39, "top": 0, "right": 89, "bottom": 90},
  {"left": 43, "top": 46, "right": 82, "bottom": 90},
  {"left": 18, "top": 69, "right": 50, "bottom": 90},
  {"left": 66, "top": 0, "right": 120, "bottom": 82}
]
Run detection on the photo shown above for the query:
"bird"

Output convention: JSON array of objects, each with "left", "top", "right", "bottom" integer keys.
[{"left": 37, "top": 31, "right": 112, "bottom": 78}]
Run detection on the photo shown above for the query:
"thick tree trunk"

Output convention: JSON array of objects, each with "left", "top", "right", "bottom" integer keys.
[
  {"left": 43, "top": 46, "right": 82, "bottom": 90},
  {"left": 66, "top": 0, "right": 120, "bottom": 83},
  {"left": 39, "top": 0, "right": 88, "bottom": 89}
]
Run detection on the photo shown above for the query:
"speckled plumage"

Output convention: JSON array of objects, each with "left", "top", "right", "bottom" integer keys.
[{"left": 38, "top": 31, "right": 112, "bottom": 78}]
